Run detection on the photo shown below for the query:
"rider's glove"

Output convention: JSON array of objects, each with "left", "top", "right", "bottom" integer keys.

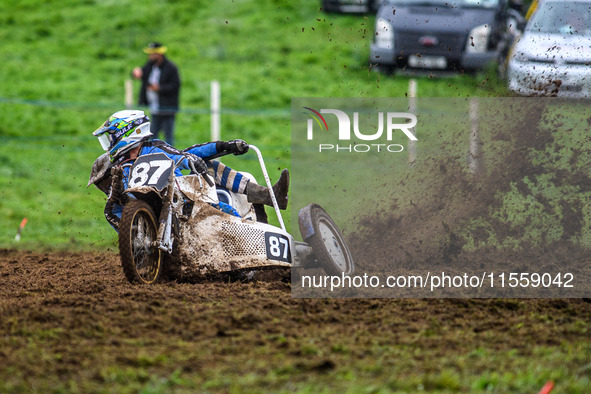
[
  {"left": 186, "top": 155, "right": 214, "bottom": 187},
  {"left": 186, "top": 155, "right": 208, "bottom": 175},
  {"left": 220, "top": 139, "right": 249, "bottom": 155}
]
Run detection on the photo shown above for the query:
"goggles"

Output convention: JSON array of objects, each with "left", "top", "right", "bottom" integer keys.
[
  {"left": 97, "top": 133, "right": 111, "bottom": 151},
  {"left": 93, "top": 124, "right": 115, "bottom": 151}
]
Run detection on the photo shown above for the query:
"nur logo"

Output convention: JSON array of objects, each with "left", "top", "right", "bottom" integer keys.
[
  {"left": 303, "top": 107, "right": 417, "bottom": 153},
  {"left": 303, "top": 107, "right": 329, "bottom": 139},
  {"left": 304, "top": 107, "right": 417, "bottom": 141}
]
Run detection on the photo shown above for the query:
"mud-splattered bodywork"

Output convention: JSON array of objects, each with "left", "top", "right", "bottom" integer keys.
[{"left": 127, "top": 172, "right": 293, "bottom": 279}]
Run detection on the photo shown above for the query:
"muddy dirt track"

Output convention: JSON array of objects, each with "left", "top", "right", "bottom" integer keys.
[{"left": 1, "top": 249, "right": 590, "bottom": 392}]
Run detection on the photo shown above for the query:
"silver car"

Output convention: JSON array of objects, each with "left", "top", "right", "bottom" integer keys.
[{"left": 507, "top": 0, "right": 591, "bottom": 97}]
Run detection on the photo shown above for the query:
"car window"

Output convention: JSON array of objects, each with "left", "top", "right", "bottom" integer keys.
[
  {"left": 528, "top": 2, "right": 591, "bottom": 35},
  {"left": 384, "top": 0, "right": 500, "bottom": 8}
]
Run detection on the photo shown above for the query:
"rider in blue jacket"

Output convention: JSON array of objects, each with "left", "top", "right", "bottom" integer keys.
[{"left": 88, "top": 110, "right": 289, "bottom": 230}]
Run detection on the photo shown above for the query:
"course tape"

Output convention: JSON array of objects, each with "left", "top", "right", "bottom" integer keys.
[
  {"left": 0, "top": 96, "right": 290, "bottom": 117},
  {"left": 1, "top": 134, "right": 288, "bottom": 161}
]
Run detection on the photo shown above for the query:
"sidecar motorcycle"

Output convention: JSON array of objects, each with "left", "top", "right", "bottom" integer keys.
[{"left": 112, "top": 145, "right": 354, "bottom": 284}]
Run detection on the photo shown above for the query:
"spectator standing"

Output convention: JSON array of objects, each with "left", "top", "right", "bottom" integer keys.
[{"left": 132, "top": 42, "right": 180, "bottom": 146}]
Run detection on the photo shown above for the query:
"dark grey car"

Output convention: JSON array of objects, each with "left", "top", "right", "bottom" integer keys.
[{"left": 370, "top": 0, "right": 524, "bottom": 73}]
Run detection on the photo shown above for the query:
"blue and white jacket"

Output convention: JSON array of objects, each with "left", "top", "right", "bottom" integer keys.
[{"left": 105, "top": 139, "right": 242, "bottom": 230}]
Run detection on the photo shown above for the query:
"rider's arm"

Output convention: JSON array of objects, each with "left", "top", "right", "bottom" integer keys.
[
  {"left": 184, "top": 140, "right": 248, "bottom": 160},
  {"left": 141, "top": 145, "right": 192, "bottom": 172},
  {"left": 183, "top": 142, "right": 219, "bottom": 160}
]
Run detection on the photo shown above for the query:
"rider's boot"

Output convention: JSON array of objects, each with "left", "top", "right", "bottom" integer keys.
[{"left": 245, "top": 169, "right": 289, "bottom": 210}]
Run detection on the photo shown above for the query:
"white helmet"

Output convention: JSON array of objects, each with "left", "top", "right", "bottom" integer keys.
[{"left": 92, "top": 110, "right": 152, "bottom": 161}]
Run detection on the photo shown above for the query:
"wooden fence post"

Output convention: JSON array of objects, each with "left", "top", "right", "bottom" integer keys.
[
  {"left": 408, "top": 79, "right": 417, "bottom": 166},
  {"left": 211, "top": 80, "right": 221, "bottom": 141},
  {"left": 468, "top": 98, "right": 481, "bottom": 174},
  {"left": 124, "top": 79, "right": 133, "bottom": 109}
]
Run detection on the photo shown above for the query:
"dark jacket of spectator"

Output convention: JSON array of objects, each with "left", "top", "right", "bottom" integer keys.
[{"left": 137, "top": 56, "right": 180, "bottom": 115}]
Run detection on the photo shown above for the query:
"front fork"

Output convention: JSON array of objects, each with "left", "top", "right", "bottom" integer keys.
[
  {"left": 155, "top": 168, "right": 207, "bottom": 254},
  {"left": 156, "top": 170, "right": 176, "bottom": 253}
]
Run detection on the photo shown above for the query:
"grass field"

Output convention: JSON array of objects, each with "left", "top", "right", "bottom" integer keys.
[
  {"left": 0, "top": 0, "right": 509, "bottom": 250},
  {"left": 1, "top": 1, "right": 590, "bottom": 393}
]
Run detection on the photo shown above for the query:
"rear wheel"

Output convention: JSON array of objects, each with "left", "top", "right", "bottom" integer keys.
[
  {"left": 119, "top": 200, "right": 163, "bottom": 284},
  {"left": 299, "top": 204, "right": 355, "bottom": 276}
]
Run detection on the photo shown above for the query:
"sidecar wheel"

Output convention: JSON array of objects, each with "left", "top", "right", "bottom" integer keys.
[
  {"left": 299, "top": 204, "right": 355, "bottom": 276},
  {"left": 119, "top": 200, "right": 163, "bottom": 284}
]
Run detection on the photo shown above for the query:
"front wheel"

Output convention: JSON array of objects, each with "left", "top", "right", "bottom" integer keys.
[
  {"left": 119, "top": 199, "right": 163, "bottom": 284},
  {"left": 298, "top": 204, "right": 355, "bottom": 276}
]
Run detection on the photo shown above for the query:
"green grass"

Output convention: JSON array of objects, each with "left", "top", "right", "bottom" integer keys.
[
  {"left": 0, "top": 0, "right": 510, "bottom": 250},
  {"left": 2, "top": 4, "right": 590, "bottom": 393},
  {"left": 2, "top": 294, "right": 590, "bottom": 393}
]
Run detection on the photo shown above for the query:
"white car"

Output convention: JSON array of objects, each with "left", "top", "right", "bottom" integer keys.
[{"left": 508, "top": 0, "right": 591, "bottom": 97}]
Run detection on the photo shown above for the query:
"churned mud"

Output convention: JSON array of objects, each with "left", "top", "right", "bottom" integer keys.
[{"left": 0, "top": 249, "right": 590, "bottom": 391}]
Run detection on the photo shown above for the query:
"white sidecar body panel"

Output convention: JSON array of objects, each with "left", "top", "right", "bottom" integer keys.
[{"left": 174, "top": 202, "right": 293, "bottom": 276}]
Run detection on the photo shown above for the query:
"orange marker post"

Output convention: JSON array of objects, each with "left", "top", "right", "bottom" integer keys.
[{"left": 15, "top": 217, "right": 28, "bottom": 241}]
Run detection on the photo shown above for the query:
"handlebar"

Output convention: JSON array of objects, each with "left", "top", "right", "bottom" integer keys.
[{"left": 188, "top": 159, "right": 214, "bottom": 187}]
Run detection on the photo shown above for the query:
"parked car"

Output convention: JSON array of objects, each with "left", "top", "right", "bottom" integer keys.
[
  {"left": 322, "top": 0, "right": 381, "bottom": 13},
  {"left": 507, "top": 0, "right": 591, "bottom": 97},
  {"left": 369, "top": 0, "right": 524, "bottom": 73}
]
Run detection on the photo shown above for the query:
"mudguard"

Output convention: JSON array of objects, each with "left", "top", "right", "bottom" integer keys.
[{"left": 298, "top": 203, "right": 321, "bottom": 240}]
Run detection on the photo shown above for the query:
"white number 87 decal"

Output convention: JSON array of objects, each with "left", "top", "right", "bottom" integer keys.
[
  {"left": 265, "top": 233, "right": 291, "bottom": 263},
  {"left": 128, "top": 155, "right": 174, "bottom": 190}
]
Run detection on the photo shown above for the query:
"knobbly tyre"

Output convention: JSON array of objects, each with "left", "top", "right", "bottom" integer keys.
[{"left": 109, "top": 144, "right": 355, "bottom": 284}]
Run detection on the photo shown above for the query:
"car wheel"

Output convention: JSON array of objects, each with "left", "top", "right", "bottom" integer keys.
[
  {"left": 497, "top": 58, "right": 508, "bottom": 80},
  {"left": 370, "top": 62, "right": 395, "bottom": 75}
]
